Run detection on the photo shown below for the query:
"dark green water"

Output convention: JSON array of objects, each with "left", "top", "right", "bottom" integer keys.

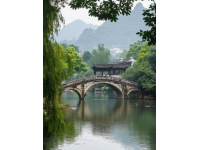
[{"left": 44, "top": 91, "right": 156, "bottom": 150}]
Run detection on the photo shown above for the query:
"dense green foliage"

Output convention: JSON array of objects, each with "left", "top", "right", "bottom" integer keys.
[
  {"left": 82, "top": 51, "right": 92, "bottom": 64},
  {"left": 80, "top": 43, "right": 111, "bottom": 66},
  {"left": 43, "top": 110, "right": 78, "bottom": 149},
  {"left": 72, "top": 68, "right": 93, "bottom": 79},
  {"left": 120, "top": 49, "right": 128, "bottom": 59},
  {"left": 72, "top": 44, "right": 111, "bottom": 79},
  {"left": 126, "top": 41, "right": 146, "bottom": 59},
  {"left": 43, "top": 0, "right": 74, "bottom": 111},
  {"left": 137, "top": 3, "right": 156, "bottom": 45},
  {"left": 65, "top": 46, "right": 87, "bottom": 74},
  {"left": 62, "top": 44, "right": 80, "bottom": 53},
  {"left": 90, "top": 44, "right": 111, "bottom": 64},
  {"left": 122, "top": 42, "right": 156, "bottom": 97}
]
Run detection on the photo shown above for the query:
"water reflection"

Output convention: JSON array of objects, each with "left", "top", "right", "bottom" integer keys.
[
  {"left": 43, "top": 108, "right": 79, "bottom": 149},
  {"left": 44, "top": 91, "right": 156, "bottom": 150}
]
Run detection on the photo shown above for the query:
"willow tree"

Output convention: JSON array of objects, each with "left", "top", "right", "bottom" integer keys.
[{"left": 43, "top": 0, "right": 73, "bottom": 111}]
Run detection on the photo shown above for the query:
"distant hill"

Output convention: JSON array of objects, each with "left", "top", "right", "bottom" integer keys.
[
  {"left": 73, "top": 3, "right": 149, "bottom": 52},
  {"left": 55, "top": 19, "right": 99, "bottom": 42}
]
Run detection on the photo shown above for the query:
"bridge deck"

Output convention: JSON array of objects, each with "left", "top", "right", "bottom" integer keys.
[{"left": 62, "top": 76, "right": 139, "bottom": 88}]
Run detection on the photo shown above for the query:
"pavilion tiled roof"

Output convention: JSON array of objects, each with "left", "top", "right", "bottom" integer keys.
[
  {"left": 112, "top": 64, "right": 130, "bottom": 68},
  {"left": 92, "top": 64, "right": 130, "bottom": 69}
]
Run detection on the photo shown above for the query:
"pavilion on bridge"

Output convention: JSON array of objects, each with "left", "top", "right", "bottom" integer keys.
[
  {"left": 91, "top": 64, "right": 130, "bottom": 76},
  {"left": 91, "top": 57, "right": 136, "bottom": 76}
]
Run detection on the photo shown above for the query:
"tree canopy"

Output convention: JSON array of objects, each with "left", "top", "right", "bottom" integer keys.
[
  {"left": 126, "top": 41, "right": 146, "bottom": 59},
  {"left": 90, "top": 44, "right": 111, "bottom": 64},
  {"left": 71, "top": 44, "right": 111, "bottom": 79},
  {"left": 122, "top": 42, "right": 156, "bottom": 97},
  {"left": 69, "top": 0, "right": 154, "bottom": 22},
  {"left": 137, "top": 4, "right": 156, "bottom": 45},
  {"left": 65, "top": 46, "right": 87, "bottom": 73},
  {"left": 82, "top": 51, "right": 92, "bottom": 63}
]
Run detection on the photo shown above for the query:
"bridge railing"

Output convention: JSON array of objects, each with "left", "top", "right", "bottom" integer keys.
[{"left": 62, "top": 76, "right": 139, "bottom": 87}]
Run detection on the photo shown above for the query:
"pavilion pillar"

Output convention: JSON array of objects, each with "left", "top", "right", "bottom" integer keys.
[
  {"left": 102, "top": 71, "right": 103, "bottom": 76},
  {"left": 94, "top": 70, "right": 96, "bottom": 76}
]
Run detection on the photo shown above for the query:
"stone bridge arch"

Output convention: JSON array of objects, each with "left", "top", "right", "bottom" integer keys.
[
  {"left": 64, "top": 87, "right": 83, "bottom": 100},
  {"left": 62, "top": 76, "right": 141, "bottom": 100},
  {"left": 127, "top": 88, "right": 142, "bottom": 99},
  {"left": 84, "top": 81, "right": 123, "bottom": 98}
]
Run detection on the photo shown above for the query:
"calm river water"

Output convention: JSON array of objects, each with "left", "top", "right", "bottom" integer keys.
[{"left": 44, "top": 91, "right": 156, "bottom": 150}]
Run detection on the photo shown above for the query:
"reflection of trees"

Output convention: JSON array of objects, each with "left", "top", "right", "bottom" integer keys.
[
  {"left": 66, "top": 99, "right": 134, "bottom": 134},
  {"left": 126, "top": 107, "right": 156, "bottom": 150},
  {"left": 43, "top": 109, "right": 79, "bottom": 150},
  {"left": 60, "top": 92, "right": 156, "bottom": 149},
  {"left": 64, "top": 98, "right": 156, "bottom": 149}
]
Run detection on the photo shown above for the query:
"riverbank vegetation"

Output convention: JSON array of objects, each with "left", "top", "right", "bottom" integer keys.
[
  {"left": 43, "top": 0, "right": 74, "bottom": 112},
  {"left": 122, "top": 42, "right": 156, "bottom": 98}
]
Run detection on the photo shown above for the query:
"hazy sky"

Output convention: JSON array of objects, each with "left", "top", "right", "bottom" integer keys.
[{"left": 61, "top": 1, "right": 152, "bottom": 26}]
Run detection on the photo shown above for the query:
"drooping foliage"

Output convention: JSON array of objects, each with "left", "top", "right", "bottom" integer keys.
[
  {"left": 43, "top": 108, "right": 78, "bottom": 148},
  {"left": 43, "top": 0, "right": 73, "bottom": 111}
]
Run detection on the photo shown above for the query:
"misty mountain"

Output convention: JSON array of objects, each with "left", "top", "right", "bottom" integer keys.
[
  {"left": 73, "top": 3, "right": 149, "bottom": 52},
  {"left": 55, "top": 19, "right": 99, "bottom": 42}
]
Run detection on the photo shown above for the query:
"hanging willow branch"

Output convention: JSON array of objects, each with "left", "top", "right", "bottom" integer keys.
[{"left": 43, "top": 0, "right": 74, "bottom": 111}]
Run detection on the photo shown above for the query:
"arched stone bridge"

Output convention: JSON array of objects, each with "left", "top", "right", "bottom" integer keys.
[{"left": 62, "top": 76, "right": 142, "bottom": 100}]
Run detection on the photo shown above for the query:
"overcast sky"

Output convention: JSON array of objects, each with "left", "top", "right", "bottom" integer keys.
[{"left": 61, "top": 1, "right": 152, "bottom": 27}]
